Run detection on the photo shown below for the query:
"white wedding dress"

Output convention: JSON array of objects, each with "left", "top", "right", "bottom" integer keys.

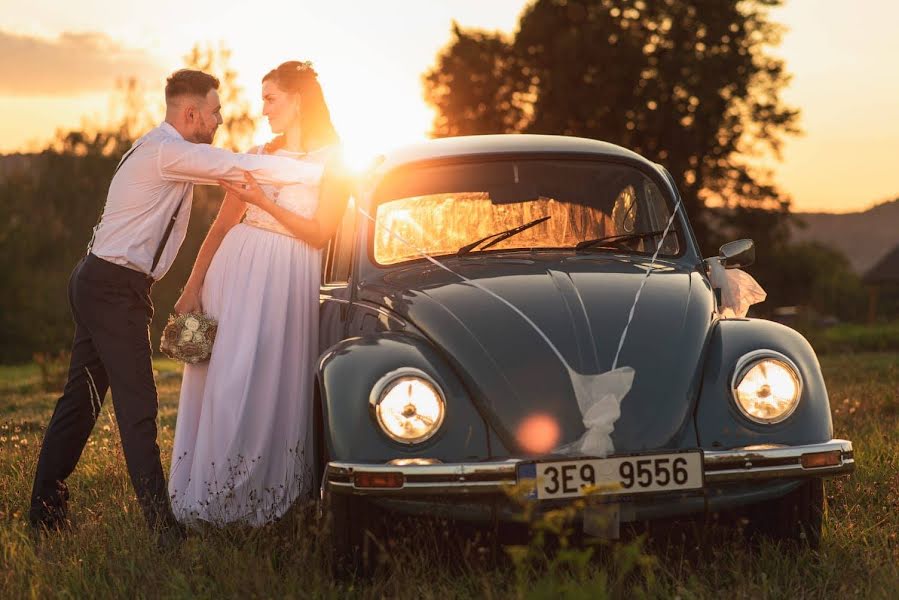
[{"left": 168, "top": 146, "right": 331, "bottom": 526}]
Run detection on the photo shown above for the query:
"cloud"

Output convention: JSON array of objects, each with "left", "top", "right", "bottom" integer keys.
[{"left": 0, "top": 30, "right": 166, "bottom": 95}]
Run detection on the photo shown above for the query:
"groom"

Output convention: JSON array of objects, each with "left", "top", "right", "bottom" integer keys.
[{"left": 29, "top": 69, "right": 322, "bottom": 547}]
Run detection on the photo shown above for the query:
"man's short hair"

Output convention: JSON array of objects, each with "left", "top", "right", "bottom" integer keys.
[{"left": 165, "top": 69, "right": 220, "bottom": 102}]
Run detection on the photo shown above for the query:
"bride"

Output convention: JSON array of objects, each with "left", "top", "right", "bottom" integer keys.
[{"left": 168, "top": 60, "right": 349, "bottom": 525}]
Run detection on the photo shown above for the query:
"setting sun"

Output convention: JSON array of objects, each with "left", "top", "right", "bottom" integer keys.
[{"left": 249, "top": 68, "right": 436, "bottom": 174}]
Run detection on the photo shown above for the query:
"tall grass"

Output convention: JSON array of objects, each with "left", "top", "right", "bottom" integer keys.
[{"left": 1, "top": 354, "right": 897, "bottom": 598}]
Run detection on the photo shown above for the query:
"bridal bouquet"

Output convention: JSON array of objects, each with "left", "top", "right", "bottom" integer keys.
[{"left": 160, "top": 312, "right": 218, "bottom": 364}]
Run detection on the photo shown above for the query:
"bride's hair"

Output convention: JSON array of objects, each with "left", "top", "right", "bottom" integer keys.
[{"left": 262, "top": 61, "right": 339, "bottom": 153}]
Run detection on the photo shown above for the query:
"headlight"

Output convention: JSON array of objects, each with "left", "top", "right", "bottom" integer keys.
[
  {"left": 370, "top": 368, "right": 446, "bottom": 444},
  {"left": 731, "top": 351, "right": 802, "bottom": 424}
]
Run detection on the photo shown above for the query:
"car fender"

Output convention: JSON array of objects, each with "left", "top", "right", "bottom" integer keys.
[
  {"left": 317, "top": 332, "right": 490, "bottom": 463},
  {"left": 695, "top": 318, "right": 833, "bottom": 449}
]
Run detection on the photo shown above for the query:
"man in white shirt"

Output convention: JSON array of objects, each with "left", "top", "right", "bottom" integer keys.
[{"left": 29, "top": 69, "right": 320, "bottom": 548}]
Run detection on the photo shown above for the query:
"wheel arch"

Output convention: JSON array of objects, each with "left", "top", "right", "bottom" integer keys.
[{"left": 695, "top": 318, "right": 833, "bottom": 449}]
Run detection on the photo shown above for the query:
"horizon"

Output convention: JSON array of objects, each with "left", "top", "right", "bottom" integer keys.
[{"left": 1, "top": 0, "right": 896, "bottom": 213}]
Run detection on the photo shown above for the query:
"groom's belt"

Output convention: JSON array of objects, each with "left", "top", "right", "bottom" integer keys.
[{"left": 84, "top": 253, "right": 154, "bottom": 288}]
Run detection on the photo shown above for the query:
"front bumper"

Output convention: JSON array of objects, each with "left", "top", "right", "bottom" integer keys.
[{"left": 325, "top": 439, "right": 854, "bottom": 497}]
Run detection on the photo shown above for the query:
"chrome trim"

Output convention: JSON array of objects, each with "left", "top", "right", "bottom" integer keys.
[
  {"left": 325, "top": 440, "right": 854, "bottom": 496},
  {"left": 369, "top": 368, "right": 447, "bottom": 445},
  {"left": 703, "top": 439, "right": 853, "bottom": 482},
  {"left": 730, "top": 349, "right": 803, "bottom": 424},
  {"left": 327, "top": 460, "right": 518, "bottom": 496}
]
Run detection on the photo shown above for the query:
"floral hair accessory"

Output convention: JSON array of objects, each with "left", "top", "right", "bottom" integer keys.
[{"left": 295, "top": 61, "right": 314, "bottom": 73}]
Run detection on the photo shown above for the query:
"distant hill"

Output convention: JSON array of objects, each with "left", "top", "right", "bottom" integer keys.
[{"left": 791, "top": 199, "right": 899, "bottom": 275}]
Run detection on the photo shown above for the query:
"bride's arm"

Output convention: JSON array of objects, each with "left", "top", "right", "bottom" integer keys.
[
  {"left": 219, "top": 158, "right": 351, "bottom": 249},
  {"left": 174, "top": 192, "right": 247, "bottom": 313}
]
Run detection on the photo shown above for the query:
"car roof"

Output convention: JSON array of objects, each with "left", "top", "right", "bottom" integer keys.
[{"left": 373, "top": 134, "right": 655, "bottom": 173}]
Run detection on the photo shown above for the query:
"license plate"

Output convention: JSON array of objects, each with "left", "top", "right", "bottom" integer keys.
[{"left": 518, "top": 451, "right": 703, "bottom": 500}]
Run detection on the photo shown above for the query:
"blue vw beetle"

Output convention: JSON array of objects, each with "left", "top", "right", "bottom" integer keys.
[{"left": 314, "top": 134, "right": 853, "bottom": 560}]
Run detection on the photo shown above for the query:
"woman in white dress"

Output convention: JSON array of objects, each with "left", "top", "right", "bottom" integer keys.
[{"left": 168, "top": 61, "right": 350, "bottom": 526}]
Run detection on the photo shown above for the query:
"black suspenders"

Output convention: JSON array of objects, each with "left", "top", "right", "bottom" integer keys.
[
  {"left": 150, "top": 190, "right": 187, "bottom": 275},
  {"left": 87, "top": 138, "right": 188, "bottom": 279},
  {"left": 87, "top": 141, "right": 145, "bottom": 253}
]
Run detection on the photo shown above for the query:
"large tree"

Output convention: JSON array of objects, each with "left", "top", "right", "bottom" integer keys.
[
  {"left": 183, "top": 42, "right": 256, "bottom": 152},
  {"left": 423, "top": 0, "right": 800, "bottom": 253}
]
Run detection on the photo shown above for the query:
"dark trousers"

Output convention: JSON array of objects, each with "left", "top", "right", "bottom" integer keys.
[{"left": 30, "top": 254, "right": 176, "bottom": 531}]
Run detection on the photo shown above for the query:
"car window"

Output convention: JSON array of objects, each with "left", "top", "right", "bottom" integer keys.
[
  {"left": 371, "top": 159, "right": 680, "bottom": 266},
  {"left": 323, "top": 196, "right": 356, "bottom": 285}
]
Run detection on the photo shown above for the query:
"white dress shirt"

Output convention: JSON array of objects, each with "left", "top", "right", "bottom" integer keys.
[{"left": 90, "top": 122, "right": 324, "bottom": 280}]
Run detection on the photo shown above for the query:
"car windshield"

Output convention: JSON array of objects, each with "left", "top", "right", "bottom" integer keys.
[{"left": 371, "top": 159, "right": 680, "bottom": 266}]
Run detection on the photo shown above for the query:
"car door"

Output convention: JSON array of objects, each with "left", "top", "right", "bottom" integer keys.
[{"left": 319, "top": 197, "right": 356, "bottom": 355}]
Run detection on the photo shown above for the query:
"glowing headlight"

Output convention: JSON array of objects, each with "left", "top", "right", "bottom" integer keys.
[
  {"left": 371, "top": 369, "right": 445, "bottom": 444},
  {"left": 731, "top": 351, "right": 802, "bottom": 424}
]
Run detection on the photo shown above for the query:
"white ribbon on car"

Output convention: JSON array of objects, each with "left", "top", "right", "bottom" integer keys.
[
  {"left": 357, "top": 180, "right": 684, "bottom": 458},
  {"left": 556, "top": 186, "right": 684, "bottom": 456},
  {"left": 706, "top": 257, "right": 767, "bottom": 318}
]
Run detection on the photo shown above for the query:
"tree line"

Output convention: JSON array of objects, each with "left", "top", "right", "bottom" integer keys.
[
  {"left": 0, "top": 45, "right": 251, "bottom": 363},
  {"left": 0, "top": 3, "right": 880, "bottom": 362}
]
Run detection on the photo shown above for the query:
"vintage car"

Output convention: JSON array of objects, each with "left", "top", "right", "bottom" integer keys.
[{"left": 314, "top": 134, "right": 853, "bottom": 560}]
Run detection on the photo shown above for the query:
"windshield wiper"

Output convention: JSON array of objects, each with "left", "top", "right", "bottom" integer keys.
[
  {"left": 575, "top": 230, "right": 670, "bottom": 252},
  {"left": 456, "top": 216, "right": 552, "bottom": 256}
]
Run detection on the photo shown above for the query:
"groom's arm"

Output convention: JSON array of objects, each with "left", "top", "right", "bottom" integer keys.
[{"left": 157, "top": 138, "right": 324, "bottom": 186}]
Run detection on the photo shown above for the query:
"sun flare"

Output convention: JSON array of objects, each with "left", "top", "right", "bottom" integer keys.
[{"left": 249, "top": 72, "right": 435, "bottom": 175}]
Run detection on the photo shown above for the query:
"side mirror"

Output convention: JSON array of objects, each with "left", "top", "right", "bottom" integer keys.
[{"left": 719, "top": 239, "right": 755, "bottom": 269}]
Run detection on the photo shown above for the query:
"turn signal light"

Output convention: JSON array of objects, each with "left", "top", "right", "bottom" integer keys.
[
  {"left": 353, "top": 472, "right": 405, "bottom": 488},
  {"left": 800, "top": 450, "right": 841, "bottom": 469}
]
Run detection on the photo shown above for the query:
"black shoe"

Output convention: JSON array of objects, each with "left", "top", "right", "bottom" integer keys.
[
  {"left": 29, "top": 509, "right": 75, "bottom": 536},
  {"left": 30, "top": 481, "right": 71, "bottom": 533}
]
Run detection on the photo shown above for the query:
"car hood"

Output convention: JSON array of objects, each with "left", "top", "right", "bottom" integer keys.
[{"left": 361, "top": 254, "right": 715, "bottom": 456}]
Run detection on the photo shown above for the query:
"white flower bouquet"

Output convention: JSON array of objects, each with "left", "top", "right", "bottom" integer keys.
[{"left": 159, "top": 312, "right": 218, "bottom": 364}]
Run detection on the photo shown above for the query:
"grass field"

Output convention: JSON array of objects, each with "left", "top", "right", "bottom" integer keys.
[{"left": 1, "top": 354, "right": 897, "bottom": 598}]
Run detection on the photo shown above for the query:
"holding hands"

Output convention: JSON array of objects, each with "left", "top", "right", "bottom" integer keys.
[{"left": 218, "top": 172, "right": 272, "bottom": 207}]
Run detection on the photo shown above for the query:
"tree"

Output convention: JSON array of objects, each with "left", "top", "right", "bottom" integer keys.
[
  {"left": 423, "top": 0, "right": 800, "bottom": 254},
  {"left": 183, "top": 42, "right": 256, "bottom": 152},
  {"left": 0, "top": 132, "right": 127, "bottom": 361},
  {"left": 755, "top": 241, "right": 866, "bottom": 321}
]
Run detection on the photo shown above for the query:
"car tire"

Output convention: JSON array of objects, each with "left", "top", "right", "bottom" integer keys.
[
  {"left": 328, "top": 492, "right": 384, "bottom": 576},
  {"left": 747, "top": 479, "right": 824, "bottom": 549}
]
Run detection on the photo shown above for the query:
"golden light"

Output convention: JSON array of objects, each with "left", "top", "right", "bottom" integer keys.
[
  {"left": 516, "top": 413, "right": 561, "bottom": 454},
  {"left": 326, "top": 72, "right": 434, "bottom": 175},
  {"left": 340, "top": 140, "right": 386, "bottom": 176},
  {"left": 734, "top": 358, "right": 801, "bottom": 422},
  {"left": 249, "top": 65, "right": 434, "bottom": 176},
  {"left": 375, "top": 376, "right": 445, "bottom": 443}
]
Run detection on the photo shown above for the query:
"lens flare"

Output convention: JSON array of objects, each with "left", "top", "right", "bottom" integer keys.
[{"left": 516, "top": 413, "right": 561, "bottom": 454}]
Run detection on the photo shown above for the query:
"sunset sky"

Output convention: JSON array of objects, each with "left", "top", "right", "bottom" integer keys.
[{"left": 0, "top": 0, "right": 896, "bottom": 213}]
